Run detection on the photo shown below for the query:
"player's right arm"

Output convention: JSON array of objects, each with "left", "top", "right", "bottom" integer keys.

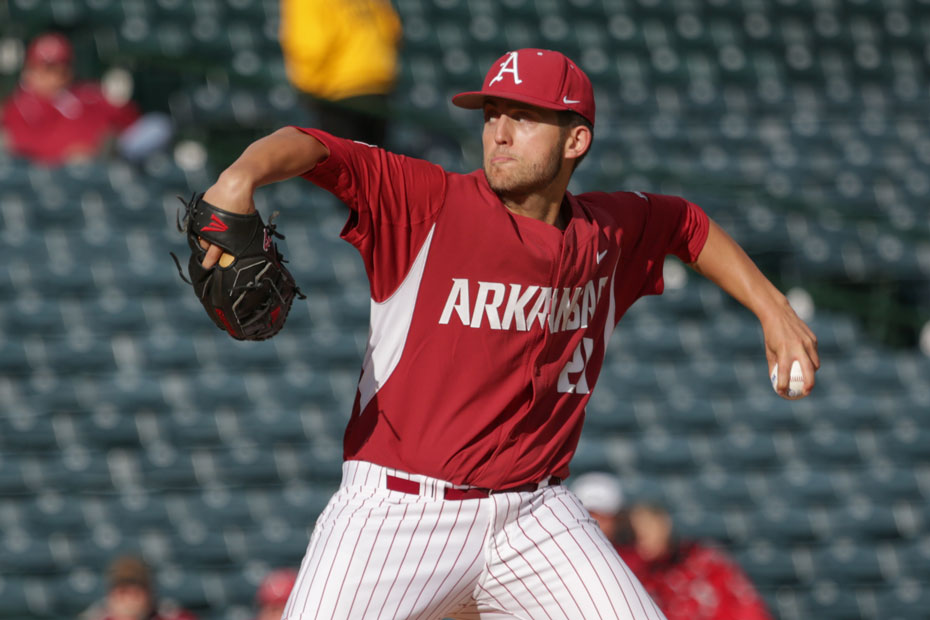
[{"left": 200, "top": 126, "right": 329, "bottom": 267}]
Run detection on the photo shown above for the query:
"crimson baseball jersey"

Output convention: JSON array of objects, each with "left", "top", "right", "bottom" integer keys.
[{"left": 299, "top": 128, "right": 709, "bottom": 490}]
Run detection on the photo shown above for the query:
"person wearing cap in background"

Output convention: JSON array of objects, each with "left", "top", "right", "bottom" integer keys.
[
  {"left": 253, "top": 568, "right": 297, "bottom": 620},
  {"left": 617, "top": 503, "right": 773, "bottom": 620},
  {"left": 80, "top": 555, "right": 197, "bottom": 620},
  {"left": 190, "top": 46, "right": 817, "bottom": 618},
  {"left": 0, "top": 32, "right": 172, "bottom": 166},
  {"left": 570, "top": 470, "right": 634, "bottom": 547}
]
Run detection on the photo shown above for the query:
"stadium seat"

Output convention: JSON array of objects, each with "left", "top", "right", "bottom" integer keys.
[
  {"left": 827, "top": 500, "right": 906, "bottom": 542},
  {"left": 0, "top": 577, "right": 50, "bottom": 618},
  {"left": 873, "top": 582, "right": 930, "bottom": 620},
  {"left": 0, "top": 535, "right": 59, "bottom": 575},
  {"left": 808, "top": 541, "right": 888, "bottom": 586},
  {"left": 749, "top": 505, "right": 820, "bottom": 546},
  {"left": 633, "top": 433, "right": 699, "bottom": 474},
  {"left": 799, "top": 580, "right": 872, "bottom": 620},
  {"left": 734, "top": 542, "right": 802, "bottom": 587}
]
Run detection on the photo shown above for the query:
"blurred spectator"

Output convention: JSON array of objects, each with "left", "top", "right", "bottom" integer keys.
[
  {"left": 1, "top": 32, "right": 172, "bottom": 166},
  {"left": 617, "top": 503, "right": 773, "bottom": 620},
  {"left": 570, "top": 471, "right": 633, "bottom": 545},
  {"left": 80, "top": 555, "right": 197, "bottom": 620},
  {"left": 279, "top": 0, "right": 402, "bottom": 147},
  {"left": 254, "top": 568, "right": 298, "bottom": 620}
]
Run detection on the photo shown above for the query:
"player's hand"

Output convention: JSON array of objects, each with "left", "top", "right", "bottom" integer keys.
[
  {"left": 761, "top": 300, "right": 819, "bottom": 398},
  {"left": 199, "top": 171, "right": 257, "bottom": 268}
]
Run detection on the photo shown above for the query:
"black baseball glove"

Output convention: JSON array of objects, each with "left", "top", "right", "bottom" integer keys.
[{"left": 171, "top": 192, "right": 305, "bottom": 341}]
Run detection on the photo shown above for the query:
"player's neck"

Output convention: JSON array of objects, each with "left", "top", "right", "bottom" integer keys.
[
  {"left": 499, "top": 176, "right": 571, "bottom": 230},
  {"left": 501, "top": 197, "right": 562, "bottom": 228}
]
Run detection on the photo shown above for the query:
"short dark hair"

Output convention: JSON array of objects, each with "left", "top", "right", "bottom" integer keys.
[{"left": 558, "top": 110, "right": 594, "bottom": 171}]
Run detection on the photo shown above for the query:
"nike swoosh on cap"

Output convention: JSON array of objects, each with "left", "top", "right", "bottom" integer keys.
[{"left": 562, "top": 96, "right": 581, "bottom": 104}]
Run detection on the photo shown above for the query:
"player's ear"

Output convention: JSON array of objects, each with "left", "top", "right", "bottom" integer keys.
[{"left": 563, "top": 124, "right": 592, "bottom": 163}]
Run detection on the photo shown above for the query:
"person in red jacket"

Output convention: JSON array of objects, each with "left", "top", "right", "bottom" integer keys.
[
  {"left": 617, "top": 503, "right": 773, "bottom": 620},
  {"left": 1, "top": 32, "right": 168, "bottom": 166},
  {"left": 80, "top": 555, "right": 197, "bottom": 620},
  {"left": 253, "top": 568, "right": 297, "bottom": 620}
]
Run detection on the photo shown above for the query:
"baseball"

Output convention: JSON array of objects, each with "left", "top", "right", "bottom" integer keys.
[{"left": 770, "top": 360, "right": 805, "bottom": 399}]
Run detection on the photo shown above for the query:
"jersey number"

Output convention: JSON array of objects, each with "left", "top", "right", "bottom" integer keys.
[{"left": 557, "top": 338, "right": 594, "bottom": 394}]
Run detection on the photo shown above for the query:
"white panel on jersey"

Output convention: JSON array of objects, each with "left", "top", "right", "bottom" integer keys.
[{"left": 357, "top": 224, "right": 437, "bottom": 413}]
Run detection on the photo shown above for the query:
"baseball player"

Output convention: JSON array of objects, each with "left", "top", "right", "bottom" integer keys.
[{"left": 196, "top": 49, "right": 819, "bottom": 619}]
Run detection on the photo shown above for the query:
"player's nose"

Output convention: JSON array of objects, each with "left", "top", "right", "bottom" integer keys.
[{"left": 493, "top": 115, "right": 514, "bottom": 144}]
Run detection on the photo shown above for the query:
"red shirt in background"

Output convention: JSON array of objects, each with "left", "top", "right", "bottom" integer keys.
[
  {"left": 618, "top": 541, "right": 774, "bottom": 620},
  {"left": 1, "top": 81, "right": 139, "bottom": 165}
]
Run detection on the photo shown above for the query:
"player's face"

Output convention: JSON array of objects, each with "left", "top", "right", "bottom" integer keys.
[{"left": 482, "top": 98, "right": 567, "bottom": 198}]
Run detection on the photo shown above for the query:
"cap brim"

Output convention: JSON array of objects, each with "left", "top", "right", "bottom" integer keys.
[{"left": 451, "top": 90, "right": 573, "bottom": 114}]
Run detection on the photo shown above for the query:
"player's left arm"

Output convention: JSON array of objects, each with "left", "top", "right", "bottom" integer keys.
[{"left": 688, "top": 219, "right": 819, "bottom": 398}]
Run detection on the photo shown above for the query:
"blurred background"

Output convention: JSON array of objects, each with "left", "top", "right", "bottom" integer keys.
[{"left": 0, "top": 0, "right": 929, "bottom": 618}]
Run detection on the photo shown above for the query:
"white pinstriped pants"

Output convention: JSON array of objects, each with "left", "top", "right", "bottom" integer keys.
[{"left": 283, "top": 461, "right": 666, "bottom": 620}]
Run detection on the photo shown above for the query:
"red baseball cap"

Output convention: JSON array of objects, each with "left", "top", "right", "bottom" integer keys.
[
  {"left": 452, "top": 48, "right": 595, "bottom": 126},
  {"left": 256, "top": 568, "right": 297, "bottom": 607},
  {"left": 25, "top": 33, "right": 74, "bottom": 67}
]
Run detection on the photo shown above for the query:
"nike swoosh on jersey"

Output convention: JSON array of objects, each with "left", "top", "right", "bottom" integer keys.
[{"left": 597, "top": 249, "right": 608, "bottom": 264}]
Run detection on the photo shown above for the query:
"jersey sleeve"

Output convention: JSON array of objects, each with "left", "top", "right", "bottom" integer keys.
[
  {"left": 626, "top": 192, "right": 710, "bottom": 297},
  {"left": 294, "top": 127, "right": 447, "bottom": 301}
]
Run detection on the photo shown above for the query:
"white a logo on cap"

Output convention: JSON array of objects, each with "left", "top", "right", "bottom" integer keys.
[{"left": 489, "top": 51, "right": 522, "bottom": 86}]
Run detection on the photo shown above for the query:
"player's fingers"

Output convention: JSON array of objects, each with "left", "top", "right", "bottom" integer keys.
[
  {"left": 801, "top": 358, "right": 816, "bottom": 394},
  {"left": 202, "top": 244, "right": 223, "bottom": 268},
  {"left": 775, "top": 356, "right": 790, "bottom": 394},
  {"left": 807, "top": 335, "right": 821, "bottom": 369}
]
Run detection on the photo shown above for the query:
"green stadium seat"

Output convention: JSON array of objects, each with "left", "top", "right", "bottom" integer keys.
[
  {"left": 170, "top": 528, "right": 235, "bottom": 568},
  {"left": 892, "top": 538, "right": 930, "bottom": 581},
  {"left": 750, "top": 505, "right": 820, "bottom": 546},
  {"left": 0, "top": 578, "right": 42, "bottom": 618},
  {"left": 0, "top": 454, "right": 33, "bottom": 495},
  {"left": 691, "top": 468, "right": 757, "bottom": 509},
  {"left": 212, "top": 447, "right": 281, "bottom": 486},
  {"left": 799, "top": 581, "right": 871, "bottom": 620},
  {"left": 769, "top": 467, "right": 840, "bottom": 508},
  {"left": 0, "top": 409, "right": 59, "bottom": 452},
  {"left": 873, "top": 582, "right": 930, "bottom": 620},
  {"left": 52, "top": 570, "right": 105, "bottom": 618},
  {"left": 98, "top": 493, "right": 172, "bottom": 530},
  {"left": 22, "top": 492, "right": 87, "bottom": 533},
  {"left": 673, "top": 509, "right": 735, "bottom": 545},
  {"left": 242, "top": 525, "right": 308, "bottom": 567},
  {"left": 709, "top": 429, "right": 780, "bottom": 471},
  {"left": 795, "top": 427, "right": 865, "bottom": 467},
  {"left": 809, "top": 541, "right": 887, "bottom": 586},
  {"left": 0, "top": 536, "right": 59, "bottom": 575},
  {"left": 734, "top": 542, "right": 802, "bottom": 586},
  {"left": 828, "top": 501, "right": 907, "bottom": 542},
  {"left": 138, "top": 445, "right": 200, "bottom": 490},
  {"left": 634, "top": 433, "right": 698, "bottom": 474},
  {"left": 156, "top": 565, "right": 212, "bottom": 612}
]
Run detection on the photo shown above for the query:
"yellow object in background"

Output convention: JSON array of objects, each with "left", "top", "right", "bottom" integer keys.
[{"left": 280, "top": 0, "right": 402, "bottom": 101}]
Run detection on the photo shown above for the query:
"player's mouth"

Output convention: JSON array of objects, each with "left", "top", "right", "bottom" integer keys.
[{"left": 490, "top": 153, "right": 516, "bottom": 164}]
